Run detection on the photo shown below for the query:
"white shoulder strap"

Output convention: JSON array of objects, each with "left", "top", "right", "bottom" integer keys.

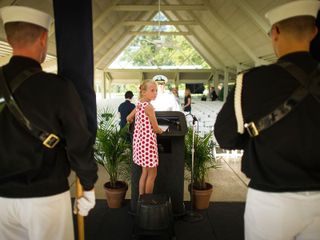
[{"left": 234, "top": 73, "right": 244, "bottom": 134}]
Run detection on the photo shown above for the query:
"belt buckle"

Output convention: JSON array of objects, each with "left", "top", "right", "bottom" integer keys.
[
  {"left": 43, "top": 134, "right": 60, "bottom": 149},
  {"left": 244, "top": 122, "right": 259, "bottom": 137}
]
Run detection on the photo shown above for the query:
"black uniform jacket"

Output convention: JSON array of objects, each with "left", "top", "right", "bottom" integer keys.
[
  {"left": 0, "top": 56, "right": 98, "bottom": 197},
  {"left": 214, "top": 52, "right": 320, "bottom": 192}
]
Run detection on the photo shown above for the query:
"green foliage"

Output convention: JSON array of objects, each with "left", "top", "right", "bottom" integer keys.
[
  {"left": 118, "top": 35, "right": 210, "bottom": 68},
  {"left": 95, "top": 108, "right": 132, "bottom": 188},
  {"left": 110, "top": 12, "right": 210, "bottom": 69},
  {"left": 184, "top": 128, "right": 219, "bottom": 190}
]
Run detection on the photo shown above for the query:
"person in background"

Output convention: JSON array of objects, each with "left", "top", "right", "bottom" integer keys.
[
  {"left": 151, "top": 75, "right": 181, "bottom": 111},
  {"left": 214, "top": 1, "right": 320, "bottom": 239},
  {"left": 0, "top": 6, "right": 98, "bottom": 240},
  {"left": 171, "top": 87, "right": 180, "bottom": 106},
  {"left": 209, "top": 86, "right": 218, "bottom": 101},
  {"left": 118, "top": 90, "right": 135, "bottom": 129},
  {"left": 183, "top": 88, "right": 192, "bottom": 112},
  {"left": 127, "top": 80, "right": 163, "bottom": 196}
]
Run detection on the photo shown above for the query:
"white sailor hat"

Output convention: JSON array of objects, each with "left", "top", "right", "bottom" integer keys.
[
  {"left": 153, "top": 75, "right": 168, "bottom": 84},
  {"left": 265, "top": 0, "right": 320, "bottom": 26},
  {"left": 0, "top": 6, "right": 52, "bottom": 31}
]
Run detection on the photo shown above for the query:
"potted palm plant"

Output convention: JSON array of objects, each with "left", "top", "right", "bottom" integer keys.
[
  {"left": 95, "top": 108, "right": 132, "bottom": 208},
  {"left": 184, "top": 127, "right": 219, "bottom": 209}
]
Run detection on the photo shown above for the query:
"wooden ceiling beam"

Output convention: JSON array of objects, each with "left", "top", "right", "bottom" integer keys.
[
  {"left": 93, "top": 0, "right": 121, "bottom": 29},
  {"left": 235, "top": 0, "right": 270, "bottom": 35},
  {"left": 204, "top": 0, "right": 268, "bottom": 65},
  {"left": 107, "top": 69, "right": 212, "bottom": 73},
  {"left": 122, "top": 20, "right": 198, "bottom": 26},
  {"left": 181, "top": 6, "right": 238, "bottom": 66},
  {"left": 128, "top": 31, "right": 191, "bottom": 36},
  {"left": 94, "top": 14, "right": 128, "bottom": 54},
  {"left": 111, "top": 5, "right": 207, "bottom": 11},
  {"left": 165, "top": 2, "right": 223, "bottom": 69},
  {"left": 97, "top": 11, "right": 155, "bottom": 69}
]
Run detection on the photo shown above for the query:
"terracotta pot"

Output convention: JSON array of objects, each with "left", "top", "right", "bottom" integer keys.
[
  {"left": 104, "top": 181, "right": 128, "bottom": 208},
  {"left": 189, "top": 183, "right": 213, "bottom": 210}
]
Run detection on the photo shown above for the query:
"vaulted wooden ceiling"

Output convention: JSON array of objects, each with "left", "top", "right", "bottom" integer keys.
[{"left": 0, "top": 0, "right": 293, "bottom": 85}]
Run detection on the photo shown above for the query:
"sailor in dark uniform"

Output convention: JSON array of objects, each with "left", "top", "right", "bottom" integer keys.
[
  {"left": 214, "top": 1, "right": 320, "bottom": 239},
  {"left": 0, "top": 6, "right": 98, "bottom": 240}
]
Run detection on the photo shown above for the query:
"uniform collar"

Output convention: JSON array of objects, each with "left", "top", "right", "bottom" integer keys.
[
  {"left": 278, "top": 51, "right": 311, "bottom": 62},
  {"left": 9, "top": 56, "right": 42, "bottom": 70},
  {"left": 277, "top": 51, "right": 318, "bottom": 73}
]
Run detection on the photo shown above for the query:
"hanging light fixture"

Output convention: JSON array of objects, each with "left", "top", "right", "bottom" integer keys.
[
  {"left": 150, "top": 0, "right": 176, "bottom": 49},
  {"left": 152, "top": 0, "right": 164, "bottom": 47}
]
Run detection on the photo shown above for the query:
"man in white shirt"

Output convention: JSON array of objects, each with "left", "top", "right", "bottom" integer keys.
[{"left": 151, "top": 75, "right": 181, "bottom": 111}]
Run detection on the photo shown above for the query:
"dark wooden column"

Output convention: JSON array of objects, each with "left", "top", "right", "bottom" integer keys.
[{"left": 53, "top": 0, "right": 97, "bottom": 140}]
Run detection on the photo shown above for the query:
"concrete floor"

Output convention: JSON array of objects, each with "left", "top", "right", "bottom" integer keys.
[{"left": 69, "top": 155, "right": 249, "bottom": 202}]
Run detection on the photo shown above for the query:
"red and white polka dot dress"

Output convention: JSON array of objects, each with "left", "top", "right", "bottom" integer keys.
[{"left": 133, "top": 101, "right": 159, "bottom": 168}]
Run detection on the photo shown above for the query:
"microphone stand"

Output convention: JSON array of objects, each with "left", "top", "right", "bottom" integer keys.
[{"left": 183, "top": 113, "right": 203, "bottom": 223}]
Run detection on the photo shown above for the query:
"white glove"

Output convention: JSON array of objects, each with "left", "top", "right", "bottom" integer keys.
[{"left": 74, "top": 190, "right": 95, "bottom": 217}]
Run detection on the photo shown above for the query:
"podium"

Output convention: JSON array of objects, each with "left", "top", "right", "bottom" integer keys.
[{"left": 131, "top": 111, "right": 188, "bottom": 216}]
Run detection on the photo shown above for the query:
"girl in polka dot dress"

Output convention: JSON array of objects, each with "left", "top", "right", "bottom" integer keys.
[{"left": 127, "top": 80, "right": 163, "bottom": 195}]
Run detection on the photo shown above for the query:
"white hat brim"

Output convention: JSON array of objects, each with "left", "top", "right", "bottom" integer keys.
[
  {"left": 0, "top": 6, "right": 52, "bottom": 31},
  {"left": 153, "top": 75, "right": 168, "bottom": 83},
  {"left": 265, "top": 0, "right": 320, "bottom": 26}
]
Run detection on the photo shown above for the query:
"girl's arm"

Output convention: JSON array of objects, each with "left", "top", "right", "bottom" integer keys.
[
  {"left": 145, "top": 104, "right": 163, "bottom": 134},
  {"left": 126, "top": 107, "right": 137, "bottom": 124}
]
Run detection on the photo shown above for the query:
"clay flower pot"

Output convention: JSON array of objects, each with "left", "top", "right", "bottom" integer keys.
[{"left": 104, "top": 181, "right": 128, "bottom": 208}]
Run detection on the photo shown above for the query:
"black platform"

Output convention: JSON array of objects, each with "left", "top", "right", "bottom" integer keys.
[
  {"left": 131, "top": 111, "right": 188, "bottom": 215},
  {"left": 73, "top": 199, "right": 245, "bottom": 240}
]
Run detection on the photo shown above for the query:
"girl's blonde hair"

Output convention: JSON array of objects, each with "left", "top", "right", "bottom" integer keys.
[{"left": 139, "top": 80, "right": 157, "bottom": 99}]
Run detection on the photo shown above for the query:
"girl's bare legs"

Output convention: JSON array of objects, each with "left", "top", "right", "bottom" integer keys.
[
  {"left": 139, "top": 167, "right": 148, "bottom": 195},
  {"left": 145, "top": 167, "right": 157, "bottom": 194}
]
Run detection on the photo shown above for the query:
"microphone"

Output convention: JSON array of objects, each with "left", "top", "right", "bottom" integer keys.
[
  {"left": 185, "top": 113, "right": 198, "bottom": 122},
  {"left": 192, "top": 115, "right": 198, "bottom": 124},
  {"left": 192, "top": 115, "right": 198, "bottom": 122},
  {"left": 185, "top": 112, "right": 198, "bottom": 125}
]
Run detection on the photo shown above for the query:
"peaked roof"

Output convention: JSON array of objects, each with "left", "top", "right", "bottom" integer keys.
[
  {"left": 110, "top": 11, "right": 211, "bottom": 69},
  {"left": 92, "top": 0, "right": 284, "bottom": 72},
  {"left": 0, "top": 0, "right": 292, "bottom": 83}
]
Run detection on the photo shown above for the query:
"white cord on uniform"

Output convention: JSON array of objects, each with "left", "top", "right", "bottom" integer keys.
[{"left": 234, "top": 73, "right": 244, "bottom": 134}]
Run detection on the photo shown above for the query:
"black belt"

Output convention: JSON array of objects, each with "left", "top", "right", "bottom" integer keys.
[
  {"left": 0, "top": 68, "right": 60, "bottom": 148},
  {"left": 245, "top": 61, "right": 320, "bottom": 137}
]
